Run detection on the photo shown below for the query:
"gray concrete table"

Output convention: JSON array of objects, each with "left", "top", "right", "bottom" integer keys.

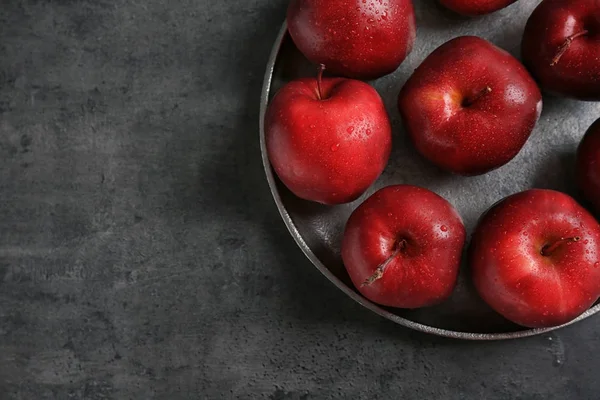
[{"left": 1, "top": 1, "right": 599, "bottom": 399}]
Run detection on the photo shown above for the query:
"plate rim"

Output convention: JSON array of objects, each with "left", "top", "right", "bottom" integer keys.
[{"left": 259, "top": 21, "right": 600, "bottom": 340}]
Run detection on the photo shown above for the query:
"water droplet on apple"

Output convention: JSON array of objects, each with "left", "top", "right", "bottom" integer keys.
[
  {"left": 330, "top": 143, "right": 340, "bottom": 152},
  {"left": 595, "top": 262, "right": 599, "bottom": 269},
  {"left": 387, "top": 212, "right": 393, "bottom": 217},
  {"left": 347, "top": 126, "right": 355, "bottom": 133},
  {"left": 310, "top": 124, "right": 316, "bottom": 129},
  {"left": 366, "top": 129, "right": 372, "bottom": 136},
  {"left": 367, "top": 18, "right": 374, "bottom": 23},
  {"left": 440, "top": 225, "right": 448, "bottom": 232},
  {"left": 584, "top": 239, "right": 589, "bottom": 244}
]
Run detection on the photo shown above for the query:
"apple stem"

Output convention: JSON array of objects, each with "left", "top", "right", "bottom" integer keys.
[
  {"left": 361, "top": 240, "right": 406, "bottom": 287},
  {"left": 463, "top": 86, "right": 492, "bottom": 107},
  {"left": 541, "top": 236, "right": 581, "bottom": 256},
  {"left": 316, "top": 64, "right": 326, "bottom": 100},
  {"left": 551, "top": 30, "right": 588, "bottom": 66}
]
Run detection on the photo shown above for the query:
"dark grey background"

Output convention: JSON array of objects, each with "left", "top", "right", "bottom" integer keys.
[{"left": 1, "top": 0, "right": 599, "bottom": 399}]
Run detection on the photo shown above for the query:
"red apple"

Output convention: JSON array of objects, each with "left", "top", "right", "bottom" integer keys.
[
  {"left": 439, "top": 0, "right": 519, "bottom": 16},
  {"left": 398, "top": 36, "right": 542, "bottom": 176},
  {"left": 577, "top": 117, "right": 600, "bottom": 211},
  {"left": 341, "top": 185, "right": 466, "bottom": 308},
  {"left": 522, "top": 0, "right": 600, "bottom": 101},
  {"left": 470, "top": 189, "right": 600, "bottom": 328},
  {"left": 287, "top": 0, "right": 416, "bottom": 80},
  {"left": 265, "top": 68, "right": 392, "bottom": 205}
]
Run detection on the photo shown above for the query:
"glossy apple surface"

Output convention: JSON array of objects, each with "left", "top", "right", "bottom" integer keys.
[
  {"left": 287, "top": 0, "right": 416, "bottom": 79},
  {"left": 265, "top": 75, "right": 392, "bottom": 205},
  {"left": 342, "top": 185, "right": 466, "bottom": 308},
  {"left": 398, "top": 36, "right": 542, "bottom": 176},
  {"left": 522, "top": 0, "right": 600, "bottom": 100},
  {"left": 470, "top": 189, "right": 600, "bottom": 328},
  {"left": 577, "top": 117, "right": 600, "bottom": 211}
]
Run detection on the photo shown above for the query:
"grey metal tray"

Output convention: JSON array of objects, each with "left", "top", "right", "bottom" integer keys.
[{"left": 259, "top": 2, "right": 600, "bottom": 340}]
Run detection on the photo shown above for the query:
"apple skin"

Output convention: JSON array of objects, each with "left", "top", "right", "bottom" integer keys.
[
  {"left": 398, "top": 36, "right": 543, "bottom": 176},
  {"left": 341, "top": 185, "right": 466, "bottom": 308},
  {"left": 577, "top": 117, "right": 600, "bottom": 211},
  {"left": 287, "top": 0, "right": 416, "bottom": 80},
  {"left": 522, "top": 0, "right": 600, "bottom": 101},
  {"left": 470, "top": 189, "right": 600, "bottom": 328},
  {"left": 265, "top": 77, "right": 392, "bottom": 205},
  {"left": 439, "top": 0, "right": 519, "bottom": 16}
]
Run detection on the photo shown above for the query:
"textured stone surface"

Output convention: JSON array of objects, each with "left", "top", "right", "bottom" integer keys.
[{"left": 1, "top": 0, "right": 600, "bottom": 399}]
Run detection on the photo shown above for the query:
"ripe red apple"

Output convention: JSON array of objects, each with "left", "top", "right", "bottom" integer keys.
[
  {"left": 287, "top": 0, "right": 416, "bottom": 80},
  {"left": 398, "top": 36, "right": 542, "bottom": 176},
  {"left": 439, "top": 0, "right": 519, "bottom": 16},
  {"left": 470, "top": 189, "right": 600, "bottom": 328},
  {"left": 341, "top": 185, "right": 466, "bottom": 308},
  {"left": 522, "top": 0, "right": 600, "bottom": 101},
  {"left": 577, "top": 117, "right": 600, "bottom": 211},
  {"left": 265, "top": 68, "right": 392, "bottom": 205}
]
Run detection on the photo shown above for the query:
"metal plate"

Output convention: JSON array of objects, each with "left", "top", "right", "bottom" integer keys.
[{"left": 259, "top": 2, "right": 600, "bottom": 340}]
